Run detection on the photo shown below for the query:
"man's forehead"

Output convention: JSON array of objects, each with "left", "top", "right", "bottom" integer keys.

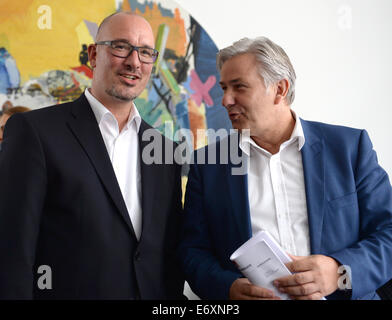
[
  {"left": 96, "top": 13, "right": 154, "bottom": 44},
  {"left": 220, "top": 65, "right": 252, "bottom": 83},
  {"left": 220, "top": 54, "right": 258, "bottom": 81}
]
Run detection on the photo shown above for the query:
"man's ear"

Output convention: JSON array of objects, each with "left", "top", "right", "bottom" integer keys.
[
  {"left": 87, "top": 44, "right": 97, "bottom": 68},
  {"left": 274, "top": 79, "right": 289, "bottom": 105}
]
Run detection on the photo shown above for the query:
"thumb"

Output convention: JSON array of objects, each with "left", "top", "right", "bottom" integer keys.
[
  {"left": 287, "top": 253, "right": 302, "bottom": 261},
  {"left": 285, "top": 254, "right": 307, "bottom": 273}
]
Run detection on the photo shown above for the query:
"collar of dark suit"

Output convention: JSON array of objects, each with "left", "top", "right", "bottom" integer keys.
[{"left": 70, "top": 93, "right": 151, "bottom": 138}]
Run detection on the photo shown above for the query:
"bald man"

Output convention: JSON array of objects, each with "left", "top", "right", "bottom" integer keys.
[{"left": 0, "top": 12, "right": 185, "bottom": 300}]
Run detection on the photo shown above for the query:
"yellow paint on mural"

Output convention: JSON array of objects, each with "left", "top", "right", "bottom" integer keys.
[
  {"left": 0, "top": 0, "right": 116, "bottom": 83},
  {"left": 75, "top": 21, "right": 95, "bottom": 49},
  {"left": 138, "top": 87, "right": 149, "bottom": 100},
  {"left": 127, "top": 2, "right": 187, "bottom": 57},
  {"left": 0, "top": 0, "right": 34, "bottom": 20}
]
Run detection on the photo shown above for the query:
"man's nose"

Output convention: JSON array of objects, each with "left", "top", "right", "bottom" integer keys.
[
  {"left": 222, "top": 90, "right": 235, "bottom": 108},
  {"left": 124, "top": 49, "right": 141, "bottom": 69}
]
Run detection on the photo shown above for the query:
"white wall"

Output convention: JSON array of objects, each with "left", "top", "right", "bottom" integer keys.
[{"left": 176, "top": 0, "right": 392, "bottom": 178}]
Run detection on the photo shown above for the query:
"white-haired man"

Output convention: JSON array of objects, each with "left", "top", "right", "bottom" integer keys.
[{"left": 179, "top": 37, "right": 392, "bottom": 300}]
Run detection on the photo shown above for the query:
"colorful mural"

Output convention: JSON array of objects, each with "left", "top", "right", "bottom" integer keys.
[{"left": 0, "top": 0, "right": 232, "bottom": 149}]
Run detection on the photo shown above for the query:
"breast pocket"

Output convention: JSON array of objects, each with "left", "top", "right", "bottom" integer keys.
[
  {"left": 329, "top": 192, "right": 358, "bottom": 210},
  {"left": 322, "top": 192, "right": 360, "bottom": 251}
]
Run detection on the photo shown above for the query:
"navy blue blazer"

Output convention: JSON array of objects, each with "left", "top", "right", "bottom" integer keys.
[{"left": 179, "top": 119, "right": 392, "bottom": 300}]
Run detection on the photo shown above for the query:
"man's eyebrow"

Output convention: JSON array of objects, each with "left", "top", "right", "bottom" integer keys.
[
  {"left": 219, "top": 78, "right": 242, "bottom": 86},
  {"left": 111, "top": 38, "right": 129, "bottom": 43},
  {"left": 112, "top": 39, "right": 154, "bottom": 49}
]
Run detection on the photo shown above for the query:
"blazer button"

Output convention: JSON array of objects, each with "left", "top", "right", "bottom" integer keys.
[{"left": 134, "top": 251, "right": 140, "bottom": 261}]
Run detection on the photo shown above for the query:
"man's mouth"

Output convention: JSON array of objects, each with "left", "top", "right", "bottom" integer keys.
[
  {"left": 118, "top": 73, "right": 141, "bottom": 83},
  {"left": 121, "top": 74, "right": 138, "bottom": 80},
  {"left": 229, "top": 111, "right": 242, "bottom": 120}
]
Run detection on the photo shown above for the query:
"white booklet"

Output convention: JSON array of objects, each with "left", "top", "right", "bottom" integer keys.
[
  {"left": 230, "top": 230, "right": 292, "bottom": 300},
  {"left": 230, "top": 230, "right": 326, "bottom": 300}
]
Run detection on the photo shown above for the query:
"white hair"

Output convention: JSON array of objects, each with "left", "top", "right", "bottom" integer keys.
[{"left": 217, "top": 37, "right": 296, "bottom": 105}]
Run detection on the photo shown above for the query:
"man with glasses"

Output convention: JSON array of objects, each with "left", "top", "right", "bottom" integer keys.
[{"left": 0, "top": 12, "right": 184, "bottom": 299}]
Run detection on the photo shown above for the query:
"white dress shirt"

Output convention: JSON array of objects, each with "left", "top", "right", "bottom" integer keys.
[
  {"left": 239, "top": 111, "right": 311, "bottom": 256},
  {"left": 85, "top": 89, "right": 143, "bottom": 240}
]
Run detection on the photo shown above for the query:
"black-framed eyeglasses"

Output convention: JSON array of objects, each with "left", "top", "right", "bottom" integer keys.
[{"left": 96, "top": 40, "right": 159, "bottom": 64}]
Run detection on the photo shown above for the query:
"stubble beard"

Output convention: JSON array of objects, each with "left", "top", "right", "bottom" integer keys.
[{"left": 106, "top": 85, "right": 138, "bottom": 102}]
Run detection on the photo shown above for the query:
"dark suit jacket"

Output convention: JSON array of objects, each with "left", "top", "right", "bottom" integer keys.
[
  {"left": 178, "top": 119, "right": 392, "bottom": 300},
  {"left": 0, "top": 94, "right": 184, "bottom": 299}
]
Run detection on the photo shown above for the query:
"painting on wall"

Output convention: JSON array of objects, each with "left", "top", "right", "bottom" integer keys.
[{"left": 0, "top": 0, "right": 232, "bottom": 152}]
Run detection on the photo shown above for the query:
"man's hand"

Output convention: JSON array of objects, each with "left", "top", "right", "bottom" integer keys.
[
  {"left": 229, "top": 278, "right": 281, "bottom": 300},
  {"left": 273, "top": 254, "right": 340, "bottom": 300}
]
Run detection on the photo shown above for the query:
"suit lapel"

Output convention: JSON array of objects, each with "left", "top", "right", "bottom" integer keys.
[
  {"left": 300, "top": 119, "right": 325, "bottom": 254},
  {"left": 138, "top": 120, "right": 160, "bottom": 238},
  {"left": 227, "top": 134, "right": 252, "bottom": 245},
  {"left": 66, "top": 94, "right": 137, "bottom": 239}
]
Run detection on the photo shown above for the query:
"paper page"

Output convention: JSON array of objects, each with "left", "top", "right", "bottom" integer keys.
[
  {"left": 230, "top": 230, "right": 291, "bottom": 264},
  {"left": 231, "top": 239, "right": 291, "bottom": 300},
  {"left": 254, "top": 231, "right": 292, "bottom": 264}
]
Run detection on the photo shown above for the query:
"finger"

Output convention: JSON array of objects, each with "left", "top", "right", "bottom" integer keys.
[
  {"left": 278, "top": 282, "right": 319, "bottom": 297},
  {"left": 237, "top": 287, "right": 280, "bottom": 300},
  {"left": 244, "top": 284, "right": 276, "bottom": 298},
  {"left": 274, "top": 271, "right": 314, "bottom": 287},
  {"left": 232, "top": 278, "right": 278, "bottom": 299},
  {"left": 285, "top": 257, "right": 315, "bottom": 273},
  {"left": 287, "top": 253, "right": 303, "bottom": 261}
]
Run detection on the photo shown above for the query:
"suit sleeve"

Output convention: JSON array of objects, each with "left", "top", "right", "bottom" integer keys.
[
  {"left": 178, "top": 160, "right": 241, "bottom": 300},
  {"left": 329, "top": 129, "right": 392, "bottom": 299},
  {"left": 0, "top": 113, "right": 47, "bottom": 299}
]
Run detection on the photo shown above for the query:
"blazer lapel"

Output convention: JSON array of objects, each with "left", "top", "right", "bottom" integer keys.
[
  {"left": 227, "top": 135, "right": 252, "bottom": 246},
  {"left": 66, "top": 94, "right": 137, "bottom": 239},
  {"left": 138, "top": 120, "right": 160, "bottom": 238},
  {"left": 300, "top": 119, "right": 325, "bottom": 254}
]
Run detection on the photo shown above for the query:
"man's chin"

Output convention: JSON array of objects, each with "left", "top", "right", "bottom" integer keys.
[
  {"left": 231, "top": 121, "right": 248, "bottom": 132},
  {"left": 106, "top": 88, "right": 137, "bottom": 102}
]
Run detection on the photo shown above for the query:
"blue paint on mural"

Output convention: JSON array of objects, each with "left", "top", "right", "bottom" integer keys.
[
  {"left": 190, "top": 18, "right": 232, "bottom": 133},
  {"left": 0, "top": 47, "right": 20, "bottom": 94},
  {"left": 129, "top": 0, "right": 173, "bottom": 17}
]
